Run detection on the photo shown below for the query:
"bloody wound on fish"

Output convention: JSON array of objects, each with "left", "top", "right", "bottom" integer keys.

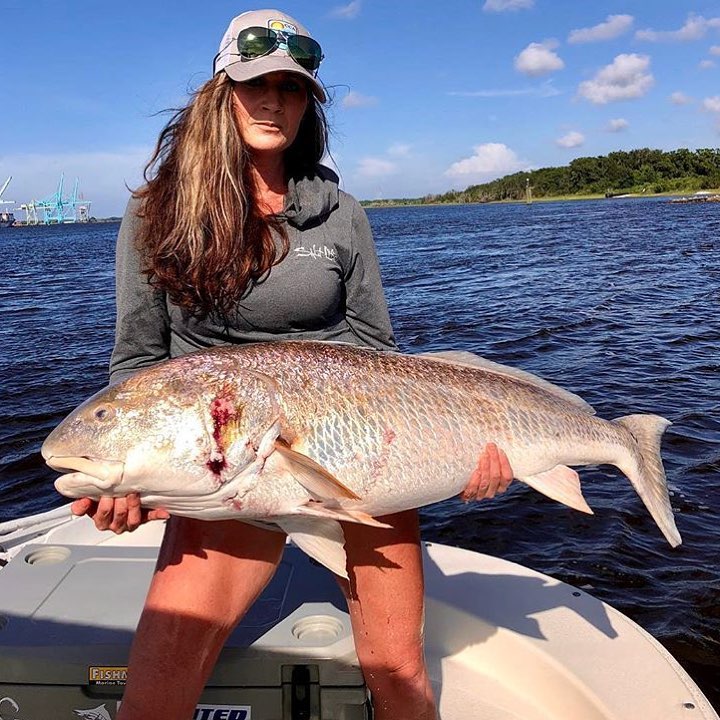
[{"left": 207, "top": 395, "right": 241, "bottom": 476}]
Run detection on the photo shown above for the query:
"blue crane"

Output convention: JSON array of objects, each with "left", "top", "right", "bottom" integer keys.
[{"left": 27, "top": 174, "right": 92, "bottom": 224}]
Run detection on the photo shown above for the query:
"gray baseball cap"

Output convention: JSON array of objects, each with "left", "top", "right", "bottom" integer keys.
[{"left": 214, "top": 9, "right": 326, "bottom": 102}]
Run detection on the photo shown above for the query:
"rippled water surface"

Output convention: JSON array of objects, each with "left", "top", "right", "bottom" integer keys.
[{"left": 1, "top": 198, "right": 718, "bottom": 709}]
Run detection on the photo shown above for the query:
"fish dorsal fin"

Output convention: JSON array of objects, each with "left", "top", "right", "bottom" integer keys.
[
  {"left": 419, "top": 351, "right": 595, "bottom": 414},
  {"left": 520, "top": 465, "right": 593, "bottom": 514},
  {"left": 274, "top": 444, "right": 361, "bottom": 500}
]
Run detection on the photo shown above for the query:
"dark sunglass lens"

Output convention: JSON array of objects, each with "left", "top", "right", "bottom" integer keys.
[
  {"left": 237, "top": 26, "right": 277, "bottom": 59},
  {"left": 287, "top": 35, "right": 323, "bottom": 71}
]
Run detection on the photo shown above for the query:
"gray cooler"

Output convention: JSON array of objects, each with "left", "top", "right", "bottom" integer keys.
[{"left": 0, "top": 543, "right": 369, "bottom": 720}]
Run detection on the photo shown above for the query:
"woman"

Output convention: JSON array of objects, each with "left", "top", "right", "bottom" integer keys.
[{"left": 72, "top": 9, "right": 513, "bottom": 720}]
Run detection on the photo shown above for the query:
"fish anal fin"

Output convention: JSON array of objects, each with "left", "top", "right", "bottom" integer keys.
[
  {"left": 274, "top": 444, "right": 361, "bottom": 500},
  {"left": 520, "top": 465, "right": 593, "bottom": 514},
  {"left": 276, "top": 516, "right": 349, "bottom": 578}
]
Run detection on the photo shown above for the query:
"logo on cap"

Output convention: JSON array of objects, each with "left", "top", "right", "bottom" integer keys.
[{"left": 268, "top": 19, "right": 297, "bottom": 50}]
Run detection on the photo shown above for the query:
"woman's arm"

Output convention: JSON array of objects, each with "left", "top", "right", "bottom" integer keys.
[
  {"left": 74, "top": 195, "right": 172, "bottom": 531},
  {"left": 342, "top": 199, "right": 397, "bottom": 350},
  {"left": 109, "top": 195, "right": 171, "bottom": 384}
]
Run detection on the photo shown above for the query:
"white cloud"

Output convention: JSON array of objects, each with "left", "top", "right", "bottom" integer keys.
[
  {"left": 577, "top": 54, "right": 653, "bottom": 105},
  {"left": 342, "top": 91, "right": 378, "bottom": 108},
  {"left": 357, "top": 158, "right": 397, "bottom": 177},
  {"left": 556, "top": 131, "right": 585, "bottom": 148},
  {"left": 387, "top": 143, "right": 412, "bottom": 158},
  {"left": 700, "top": 59, "right": 716, "bottom": 69},
  {"left": 703, "top": 96, "right": 720, "bottom": 113},
  {"left": 711, "top": 46, "right": 720, "bottom": 56},
  {"left": 568, "top": 15, "right": 634, "bottom": 44},
  {"left": 635, "top": 13, "right": 720, "bottom": 42},
  {"left": 670, "top": 91, "right": 693, "bottom": 105},
  {"left": 483, "top": 0, "right": 533, "bottom": 12},
  {"left": 330, "top": 1, "right": 361, "bottom": 19},
  {"left": 445, "top": 142, "right": 531, "bottom": 179},
  {"left": 449, "top": 82, "right": 561, "bottom": 98},
  {"left": 0, "top": 148, "right": 151, "bottom": 217},
  {"left": 607, "top": 118, "right": 629, "bottom": 132},
  {"left": 354, "top": 145, "right": 411, "bottom": 181},
  {"left": 514, "top": 40, "right": 564, "bottom": 77}
]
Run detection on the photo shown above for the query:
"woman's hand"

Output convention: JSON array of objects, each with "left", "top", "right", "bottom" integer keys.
[
  {"left": 460, "top": 442, "right": 514, "bottom": 502},
  {"left": 71, "top": 495, "right": 170, "bottom": 534}
]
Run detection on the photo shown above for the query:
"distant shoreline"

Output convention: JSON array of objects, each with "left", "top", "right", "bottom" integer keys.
[
  {"left": 2, "top": 217, "right": 122, "bottom": 228},
  {"left": 361, "top": 189, "right": 720, "bottom": 209}
]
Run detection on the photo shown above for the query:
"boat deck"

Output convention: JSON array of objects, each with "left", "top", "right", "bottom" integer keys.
[{"left": 0, "top": 507, "right": 717, "bottom": 720}]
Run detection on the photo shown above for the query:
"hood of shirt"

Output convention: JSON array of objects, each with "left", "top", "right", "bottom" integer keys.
[{"left": 283, "top": 164, "right": 340, "bottom": 230}]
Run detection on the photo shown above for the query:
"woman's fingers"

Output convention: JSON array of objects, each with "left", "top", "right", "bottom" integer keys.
[
  {"left": 460, "top": 450, "right": 487, "bottom": 501},
  {"left": 92, "top": 496, "right": 116, "bottom": 531},
  {"left": 497, "top": 447, "right": 514, "bottom": 492},
  {"left": 146, "top": 508, "right": 171, "bottom": 522},
  {"left": 69, "top": 494, "right": 168, "bottom": 533},
  {"left": 460, "top": 443, "right": 514, "bottom": 502},
  {"left": 125, "top": 493, "right": 143, "bottom": 532},
  {"left": 70, "top": 497, "right": 95, "bottom": 517},
  {"left": 484, "top": 442, "right": 502, "bottom": 498}
]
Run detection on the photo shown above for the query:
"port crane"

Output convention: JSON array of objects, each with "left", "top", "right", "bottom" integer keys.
[
  {"left": 20, "top": 174, "right": 92, "bottom": 225},
  {"left": 0, "top": 176, "right": 14, "bottom": 207},
  {"left": 0, "top": 176, "right": 16, "bottom": 226}
]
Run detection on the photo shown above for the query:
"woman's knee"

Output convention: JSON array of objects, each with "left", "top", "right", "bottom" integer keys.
[{"left": 355, "top": 635, "right": 427, "bottom": 682}]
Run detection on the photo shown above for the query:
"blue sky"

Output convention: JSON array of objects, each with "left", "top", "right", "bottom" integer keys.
[{"left": 1, "top": 0, "right": 720, "bottom": 215}]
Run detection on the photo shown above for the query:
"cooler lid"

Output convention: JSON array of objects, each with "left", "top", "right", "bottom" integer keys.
[{"left": 0, "top": 543, "right": 363, "bottom": 688}]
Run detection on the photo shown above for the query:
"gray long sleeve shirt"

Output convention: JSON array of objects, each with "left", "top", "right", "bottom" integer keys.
[{"left": 109, "top": 166, "right": 396, "bottom": 384}]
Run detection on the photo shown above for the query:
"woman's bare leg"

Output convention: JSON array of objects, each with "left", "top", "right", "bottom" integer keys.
[
  {"left": 339, "top": 509, "right": 437, "bottom": 720},
  {"left": 117, "top": 517, "right": 286, "bottom": 720}
]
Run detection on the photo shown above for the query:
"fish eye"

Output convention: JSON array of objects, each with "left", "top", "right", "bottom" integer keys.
[{"left": 93, "top": 405, "right": 115, "bottom": 422}]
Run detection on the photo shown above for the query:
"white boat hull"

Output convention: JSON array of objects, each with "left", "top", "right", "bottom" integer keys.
[{"left": 0, "top": 507, "right": 716, "bottom": 720}]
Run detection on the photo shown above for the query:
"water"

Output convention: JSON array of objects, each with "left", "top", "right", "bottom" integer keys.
[{"left": 1, "top": 199, "right": 718, "bottom": 709}]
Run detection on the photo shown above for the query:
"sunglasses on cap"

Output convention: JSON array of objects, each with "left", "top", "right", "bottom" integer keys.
[{"left": 216, "top": 25, "right": 324, "bottom": 76}]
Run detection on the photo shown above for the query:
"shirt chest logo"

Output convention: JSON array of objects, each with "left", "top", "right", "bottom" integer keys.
[{"left": 294, "top": 244, "right": 337, "bottom": 261}]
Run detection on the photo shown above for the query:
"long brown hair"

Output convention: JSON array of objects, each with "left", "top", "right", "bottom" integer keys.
[{"left": 134, "top": 71, "right": 328, "bottom": 319}]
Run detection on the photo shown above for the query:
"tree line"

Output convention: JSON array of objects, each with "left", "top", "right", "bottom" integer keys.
[{"left": 363, "top": 148, "right": 720, "bottom": 206}]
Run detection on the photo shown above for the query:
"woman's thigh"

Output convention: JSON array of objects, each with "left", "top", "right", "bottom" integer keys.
[
  {"left": 146, "top": 517, "right": 288, "bottom": 618},
  {"left": 338, "top": 509, "right": 427, "bottom": 667}
]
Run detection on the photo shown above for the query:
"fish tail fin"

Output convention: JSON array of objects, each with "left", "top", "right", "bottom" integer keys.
[{"left": 614, "top": 414, "right": 681, "bottom": 548}]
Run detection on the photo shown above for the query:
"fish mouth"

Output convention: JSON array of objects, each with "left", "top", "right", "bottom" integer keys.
[{"left": 45, "top": 455, "right": 125, "bottom": 493}]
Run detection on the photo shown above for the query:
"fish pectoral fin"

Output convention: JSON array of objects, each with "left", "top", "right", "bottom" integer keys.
[
  {"left": 275, "top": 516, "right": 349, "bottom": 579},
  {"left": 274, "top": 444, "right": 361, "bottom": 500},
  {"left": 520, "top": 465, "right": 594, "bottom": 514},
  {"left": 295, "top": 501, "right": 392, "bottom": 528}
]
